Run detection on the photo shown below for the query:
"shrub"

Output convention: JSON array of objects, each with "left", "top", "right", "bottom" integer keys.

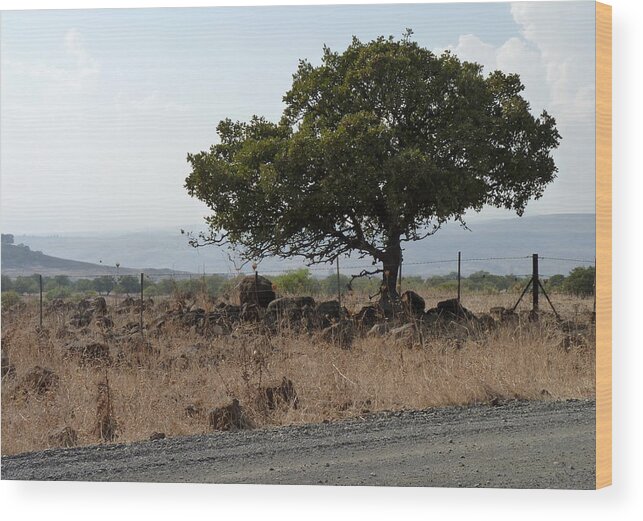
[
  {"left": 563, "top": 266, "right": 595, "bottom": 297},
  {"left": 272, "top": 269, "right": 320, "bottom": 295},
  {"left": 1, "top": 290, "right": 21, "bottom": 310}
]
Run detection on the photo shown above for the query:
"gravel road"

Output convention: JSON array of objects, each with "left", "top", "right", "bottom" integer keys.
[{"left": 1, "top": 399, "right": 596, "bottom": 489}]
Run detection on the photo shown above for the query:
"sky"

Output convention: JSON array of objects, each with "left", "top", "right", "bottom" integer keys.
[{"left": 0, "top": 1, "right": 596, "bottom": 235}]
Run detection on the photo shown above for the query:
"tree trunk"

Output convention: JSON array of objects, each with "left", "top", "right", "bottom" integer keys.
[{"left": 380, "top": 240, "right": 402, "bottom": 304}]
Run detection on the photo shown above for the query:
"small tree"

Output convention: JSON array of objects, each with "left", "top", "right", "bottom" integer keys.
[
  {"left": 93, "top": 276, "right": 116, "bottom": 296},
  {"left": 272, "top": 268, "right": 320, "bottom": 295},
  {"left": 185, "top": 33, "right": 560, "bottom": 302},
  {"left": 13, "top": 275, "right": 39, "bottom": 294},
  {"left": 1, "top": 275, "right": 13, "bottom": 292},
  {"left": 116, "top": 275, "right": 140, "bottom": 295},
  {"left": 563, "top": 266, "right": 595, "bottom": 297}
]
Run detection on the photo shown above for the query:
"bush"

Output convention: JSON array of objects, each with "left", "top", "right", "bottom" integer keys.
[
  {"left": 1, "top": 290, "right": 21, "bottom": 310},
  {"left": 272, "top": 269, "right": 320, "bottom": 295},
  {"left": 46, "top": 287, "right": 73, "bottom": 301},
  {"left": 563, "top": 266, "right": 595, "bottom": 297}
]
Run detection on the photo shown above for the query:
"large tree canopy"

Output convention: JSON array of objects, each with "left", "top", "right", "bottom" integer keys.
[{"left": 185, "top": 34, "right": 560, "bottom": 299}]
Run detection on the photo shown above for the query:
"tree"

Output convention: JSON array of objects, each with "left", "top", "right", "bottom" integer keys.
[
  {"left": 116, "top": 275, "right": 140, "bottom": 295},
  {"left": 563, "top": 266, "right": 595, "bottom": 297},
  {"left": 93, "top": 276, "right": 116, "bottom": 296},
  {"left": 185, "top": 33, "right": 560, "bottom": 302},
  {"left": 1, "top": 275, "right": 13, "bottom": 292}
]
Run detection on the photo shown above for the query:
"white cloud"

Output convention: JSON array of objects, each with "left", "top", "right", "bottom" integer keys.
[
  {"left": 440, "top": 2, "right": 596, "bottom": 217},
  {"left": 510, "top": 2, "right": 595, "bottom": 128}
]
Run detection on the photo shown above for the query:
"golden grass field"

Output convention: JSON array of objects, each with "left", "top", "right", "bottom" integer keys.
[{"left": 1, "top": 289, "right": 595, "bottom": 456}]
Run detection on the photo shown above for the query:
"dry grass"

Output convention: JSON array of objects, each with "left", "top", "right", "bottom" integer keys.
[{"left": 1, "top": 289, "right": 595, "bottom": 456}]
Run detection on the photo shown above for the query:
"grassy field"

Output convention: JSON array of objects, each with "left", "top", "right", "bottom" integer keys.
[{"left": 1, "top": 289, "right": 595, "bottom": 456}]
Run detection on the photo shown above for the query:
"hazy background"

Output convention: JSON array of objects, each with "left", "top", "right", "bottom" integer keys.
[{"left": 1, "top": 2, "right": 596, "bottom": 236}]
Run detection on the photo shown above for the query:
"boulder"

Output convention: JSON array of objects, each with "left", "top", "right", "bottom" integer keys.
[
  {"left": 65, "top": 340, "right": 111, "bottom": 366},
  {"left": 367, "top": 323, "right": 389, "bottom": 337},
  {"left": 239, "top": 275, "right": 275, "bottom": 308},
  {"left": 321, "top": 321, "right": 354, "bottom": 349},
  {"left": 430, "top": 298, "right": 477, "bottom": 321},
  {"left": 315, "top": 300, "right": 345, "bottom": 328},
  {"left": 489, "top": 306, "right": 518, "bottom": 323},
  {"left": 388, "top": 322, "right": 417, "bottom": 343},
  {"left": 260, "top": 377, "right": 299, "bottom": 411},
  {"left": 354, "top": 305, "right": 381, "bottom": 329},
  {"left": 266, "top": 296, "right": 316, "bottom": 325},
  {"left": 208, "top": 398, "right": 254, "bottom": 431},
  {"left": 401, "top": 290, "right": 425, "bottom": 316}
]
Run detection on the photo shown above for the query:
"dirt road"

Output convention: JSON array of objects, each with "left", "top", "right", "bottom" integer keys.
[{"left": 1, "top": 399, "right": 596, "bottom": 489}]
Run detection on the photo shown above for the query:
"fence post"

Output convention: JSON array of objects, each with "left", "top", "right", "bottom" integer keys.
[
  {"left": 39, "top": 274, "right": 43, "bottom": 328},
  {"left": 139, "top": 273, "right": 144, "bottom": 334},
  {"left": 336, "top": 257, "right": 342, "bottom": 307},
  {"left": 532, "top": 253, "right": 539, "bottom": 312},
  {"left": 253, "top": 264, "right": 259, "bottom": 305},
  {"left": 457, "top": 251, "right": 461, "bottom": 303},
  {"left": 398, "top": 258, "right": 403, "bottom": 296}
]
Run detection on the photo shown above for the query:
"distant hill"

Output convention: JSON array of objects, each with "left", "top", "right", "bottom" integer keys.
[
  {"left": 0, "top": 240, "right": 187, "bottom": 278},
  {"left": 4, "top": 213, "right": 595, "bottom": 278}
]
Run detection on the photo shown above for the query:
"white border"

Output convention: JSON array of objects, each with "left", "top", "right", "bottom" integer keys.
[{"left": 1, "top": 0, "right": 641, "bottom": 519}]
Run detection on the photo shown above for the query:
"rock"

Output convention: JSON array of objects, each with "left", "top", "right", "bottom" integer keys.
[
  {"left": 477, "top": 313, "right": 497, "bottom": 330},
  {"left": 65, "top": 340, "right": 111, "bottom": 366},
  {"left": 367, "top": 323, "right": 389, "bottom": 337},
  {"left": 94, "top": 315, "right": 114, "bottom": 330},
  {"left": 240, "top": 303, "right": 260, "bottom": 322},
  {"left": 489, "top": 306, "right": 518, "bottom": 324},
  {"left": 315, "top": 300, "right": 344, "bottom": 328},
  {"left": 149, "top": 432, "right": 166, "bottom": 441},
  {"left": 69, "top": 311, "right": 93, "bottom": 328},
  {"left": 432, "top": 299, "right": 477, "bottom": 321},
  {"left": 260, "top": 377, "right": 299, "bottom": 411},
  {"left": 239, "top": 275, "right": 275, "bottom": 308},
  {"left": 48, "top": 426, "right": 78, "bottom": 448},
  {"left": 388, "top": 322, "right": 417, "bottom": 343},
  {"left": 185, "top": 403, "right": 203, "bottom": 418},
  {"left": 321, "top": 321, "right": 354, "bottom": 349},
  {"left": 401, "top": 290, "right": 425, "bottom": 316},
  {"left": 265, "top": 296, "right": 316, "bottom": 326},
  {"left": 20, "top": 366, "right": 59, "bottom": 395},
  {"left": 354, "top": 305, "right": 381, "bottom": 329},
  {"left": 91, "top": 297, "right": 107, "bottom": 315},
  {"left": 208, "top": 399, "right": 254, "bottom": 431}
]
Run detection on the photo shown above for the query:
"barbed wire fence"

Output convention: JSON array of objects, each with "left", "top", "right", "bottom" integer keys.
[{"left": 5, "top": 252, "right": 595, "bottom": 330}]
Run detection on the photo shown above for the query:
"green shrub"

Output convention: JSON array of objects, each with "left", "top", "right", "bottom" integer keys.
[
  {"left": 563, "top": 266, "right": 595, "bottom": 297},
  {"left": 1, "top": 290, "right": 21, "bottom": 310},
  {"left": 272, "top": 269, "right": 320, "bottom": 295},
  {"left": 46, "top": 287, "right": 73, "bottom": 300}
]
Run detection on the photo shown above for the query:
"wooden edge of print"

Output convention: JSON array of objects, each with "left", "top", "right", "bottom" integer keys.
[{"left": 595, "top": 1, "right": 612, "bottom": 490}]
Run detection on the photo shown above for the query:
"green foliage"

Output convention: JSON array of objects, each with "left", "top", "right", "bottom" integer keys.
[
  {"left": 46, "top": 286, "right": 73, "bottom": 300},
  {"left": 1, "top": 275, "right": 13, "bottom": 292},
  {"left": 75, "top": 279, "right": 95, "bottom": 293},
  {"left": 563, "top": 266, "right": 595, "bottom": 297},
  {"left": 185, "top": 34, "right": 560, "bottom": 296},
  {"left": 93, "top": 276, "right": 116, "bottom": 295},
  {"left": 13, "top": 276, "right": 39, "bottom": 294},
  {"left": 319, "top": 273, "right": 351, "bottom": 296},
  {"left": 545, "top": 274, "right": 566, "bottom": 290},
  {"left": 116, "top": 275, "right": 141, "bottom": 295},
  {"left": 272, "top": 269, "right": 320, "bottom": 295},
  {"left": 1, "top": 290, "right": 21, "bottom": 309}
]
